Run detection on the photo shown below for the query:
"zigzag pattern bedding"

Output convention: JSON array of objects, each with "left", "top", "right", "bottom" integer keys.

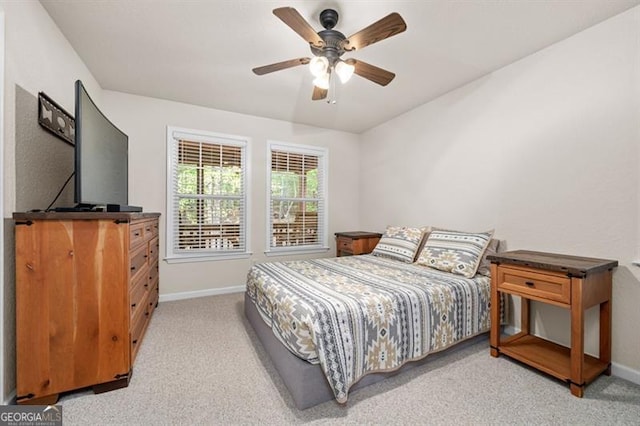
[{"left": 246, "top": 254, "right": 492, "bottom": 403}]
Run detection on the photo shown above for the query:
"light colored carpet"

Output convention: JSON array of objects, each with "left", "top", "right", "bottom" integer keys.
[{"left": 58, "top": 293, "right": 640, "bottom": 425}]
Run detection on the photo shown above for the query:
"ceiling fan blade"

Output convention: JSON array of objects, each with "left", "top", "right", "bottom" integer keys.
[
  {"left": 252, "top": 58, "right": 310, "bottom": 75},
  {"left": 273, "top": 7, "right": 324, "bottom": 48},
  {"left": 344, "top": 13, "right": 407, "bottom": 51},
  {"left": 347, "top": 59, "right": 396, "bottom": 86},
  {"left": 312, "top": 86, "right": 328, "bottom": 101}
]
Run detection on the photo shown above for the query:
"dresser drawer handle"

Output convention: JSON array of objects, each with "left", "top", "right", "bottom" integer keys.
[
  {"left": 132, "top": 339, "right": 138, "bottom": 345},
  {"left": 131, "top": 303, "right": 137, "bottom": 308},
  {"left": 134, "top": 232, "right": 140, "bottom": 237},
  {"left": 131, "top": 266, "right": 136, "bottom": 271},
  {"left": 525, "top": 281, "right": 535, "bottom": 286}
]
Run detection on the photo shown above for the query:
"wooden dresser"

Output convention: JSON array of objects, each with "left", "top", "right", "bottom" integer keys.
[
  {"left": 488, "top": 250, "right": 617, "bottom": 397},
  {"left": 13, "top": 212, "right": 160, "bottom": 404}
]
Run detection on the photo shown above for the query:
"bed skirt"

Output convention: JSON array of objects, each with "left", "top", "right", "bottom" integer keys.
[{"left": 243, "top": 293, "right": 487, "bottom": 409}]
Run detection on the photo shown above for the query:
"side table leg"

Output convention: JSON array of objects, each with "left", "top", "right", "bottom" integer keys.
[
  {"left": 490, "top": 264, "right": 500, "bottom": 357},
  {"left": 570, "top": 277, "right": 585, "bottom": 397},
  {"left": 570, "top": 383, "right": 584, "bottom": 398},
  {"left": 600, "top": 270, "right": 613, "bottom": 376}
]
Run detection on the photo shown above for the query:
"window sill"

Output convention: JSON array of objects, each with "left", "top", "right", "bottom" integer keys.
[
  {"left": 165, "top": 252, "right": 252, "bottom": 264},
  {"left": 264, "top": 247, "right": 330, "bottom": 257}
]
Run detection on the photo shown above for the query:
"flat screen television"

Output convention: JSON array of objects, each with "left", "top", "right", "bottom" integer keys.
[{"left": 74, "top": 80, "right": 141, "bottom": 212}]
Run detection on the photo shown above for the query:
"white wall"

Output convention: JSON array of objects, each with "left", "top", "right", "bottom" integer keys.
[
  {"left": 0, "top": 0, "right": 103, "bottom": 402},
  {"left": 2, "top": 1, "right": 102, "bottom": 215},
  {"left": 359, "top": 7, "right": 640, "bottom": 373},
  {"left": 100, "top": 91, "right": 361, "bottom": 296}
]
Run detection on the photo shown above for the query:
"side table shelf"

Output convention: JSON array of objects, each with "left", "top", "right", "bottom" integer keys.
[{"left": 488, "top": 250, "right": 617, "bottom": 397}]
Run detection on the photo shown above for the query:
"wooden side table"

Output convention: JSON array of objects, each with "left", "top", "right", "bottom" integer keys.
[
  {"left": 335, "top": 231, "right": 382, "bottom": 257},
  {"left": 488, "top": 250, "right": 617, "bottom": 397}
]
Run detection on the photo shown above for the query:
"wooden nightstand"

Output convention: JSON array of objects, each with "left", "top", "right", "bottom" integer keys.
[
  {"left": 488, "top": 250, "right": 617, "bottom": 397},
  {"left": 335, "top": 232, "right": 382, "bottom": 257}
]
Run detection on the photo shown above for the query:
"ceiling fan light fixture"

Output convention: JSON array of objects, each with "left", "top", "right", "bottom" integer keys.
[
  {"left": 309, "top": 56, "right": 329, "bottom": 77},
  {"left": 313, "top": 73, "right": 330, "bottom": 90},
  {"left": 335, "top": 60, "right": 355, "bottom": 84}
]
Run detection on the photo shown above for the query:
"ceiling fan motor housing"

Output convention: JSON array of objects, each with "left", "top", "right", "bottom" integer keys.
[
  {"left": 311, "top": 30, "right": 346, "bottom": 64},
  {"left": 311, "top": 10, "right": 347, "bottom": 65}
]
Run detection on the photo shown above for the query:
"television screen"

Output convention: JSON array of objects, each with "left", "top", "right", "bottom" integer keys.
[{"left": 74, "top": 80, "right": 129, "bottom": 208}]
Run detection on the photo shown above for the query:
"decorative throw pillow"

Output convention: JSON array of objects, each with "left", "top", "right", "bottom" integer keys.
[
  {"left": 416, "top": 229, "right": 494, "bottom": 278},
  {"left": 371, "top": 226, "right": 425, "bottom": 263},
  {"left": 476, "top": 238, "right": 500, "bottom": 276}
]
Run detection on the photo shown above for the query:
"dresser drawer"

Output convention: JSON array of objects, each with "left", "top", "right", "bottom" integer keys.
[
  {"left": 148, "top": 261, "right": 159, "bottom": 286},
  {"left": 149, "top": 236, "right": 159, "bottom": 264},
  {"left": 143, "top": 221, "right": 154, "bottom": 242},
  {"left": 148, "top": 283, "right": 159, "bottom": 311},
  {"left": 130, "top": 305, "right": 148, "bottom": 362},
  {"left": 497, "top": 266, "right": 570, "bottom": 304},
  {"left": 130, "top": 244, "right": 148, "bottom": 282},
  {"left": 149, "top": 219, "right": 159, "bottom": 238},
  {"left": 130, "top": 273, "right": 148, "bottom": 320},
  {"left": 129, "top": 222, "right": 146, "bottom": 249}
]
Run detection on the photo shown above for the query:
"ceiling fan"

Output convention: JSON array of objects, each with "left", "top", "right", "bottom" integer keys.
[{"left": 252, "top": 7, "right": 407, "bottom": 101}]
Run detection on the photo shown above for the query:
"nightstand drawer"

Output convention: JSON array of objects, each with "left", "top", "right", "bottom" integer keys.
[
  {"left": 497, "top": 266, "right": 570, "bottom": 304},
  {"left": 335, "top": 232, "right": 382, "bottom": 257},
  {"left": 337, "top": 237, "right": 353, "bottom": 252}
]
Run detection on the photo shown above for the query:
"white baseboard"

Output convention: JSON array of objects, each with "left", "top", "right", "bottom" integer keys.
[
  {"left": 158, "top": 285, "right": 246, "bottom": 303},
  {"left": 612, "top": 362, "right": 640, "bottom": 386}
]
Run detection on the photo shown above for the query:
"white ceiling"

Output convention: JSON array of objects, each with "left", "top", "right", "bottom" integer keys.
[{"left": 40, "top": 0, "right": 640, "bottom": 134}]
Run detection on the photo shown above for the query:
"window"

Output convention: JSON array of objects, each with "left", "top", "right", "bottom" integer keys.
[
  {"left": 166, "top": 127, "right": 249, "bottom": 261},
  {"left": 266, "top": 141, "right": 328, "bottom": 255}
]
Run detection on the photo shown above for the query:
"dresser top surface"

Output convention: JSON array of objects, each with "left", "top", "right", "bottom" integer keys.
[
  {"left": 13, "top": 212, "right": 160, "bottom": 221},
  {"left": 487, "top": 250, "right": 618, "bottom": 277}
]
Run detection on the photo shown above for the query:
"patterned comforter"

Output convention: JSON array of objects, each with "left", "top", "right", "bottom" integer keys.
[{"left": 245, "top": 254, "right": 492, "bottom": 403}]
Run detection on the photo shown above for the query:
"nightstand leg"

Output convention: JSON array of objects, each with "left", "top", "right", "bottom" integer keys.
[
  {"left": 520, "top": 297, "right": 530, "bottom": 335},
  {"left": 600, "top": 270, "right": 613, "bottom": 376},
  {"left": 570, "top": 383, "right": 584, "bottom": 398},
  {"left": 490, "top": 264, "right": 500, "bottom": 357},
  {"left": 570, "top": 277, "right": 585, "bottom": 397}
]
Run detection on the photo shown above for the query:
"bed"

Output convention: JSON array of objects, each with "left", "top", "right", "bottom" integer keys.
[{"left": 245, "top": 243, "right": 495, "bottom": 408}]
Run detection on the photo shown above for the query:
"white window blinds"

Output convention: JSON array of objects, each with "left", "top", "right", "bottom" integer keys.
[
  {"left": 167, "top": 128, "right": 248, "bottom": 260},
  {"left": 267, "top": 142, "right": 328, "bottom": 253}
]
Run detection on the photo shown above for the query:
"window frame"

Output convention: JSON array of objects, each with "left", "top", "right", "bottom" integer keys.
[
  {"left": 265, "top": 140, "right": 329, "bottom": 256},
  {"left": 166, "top": 126, "right": 251, "bottom": 263}
]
